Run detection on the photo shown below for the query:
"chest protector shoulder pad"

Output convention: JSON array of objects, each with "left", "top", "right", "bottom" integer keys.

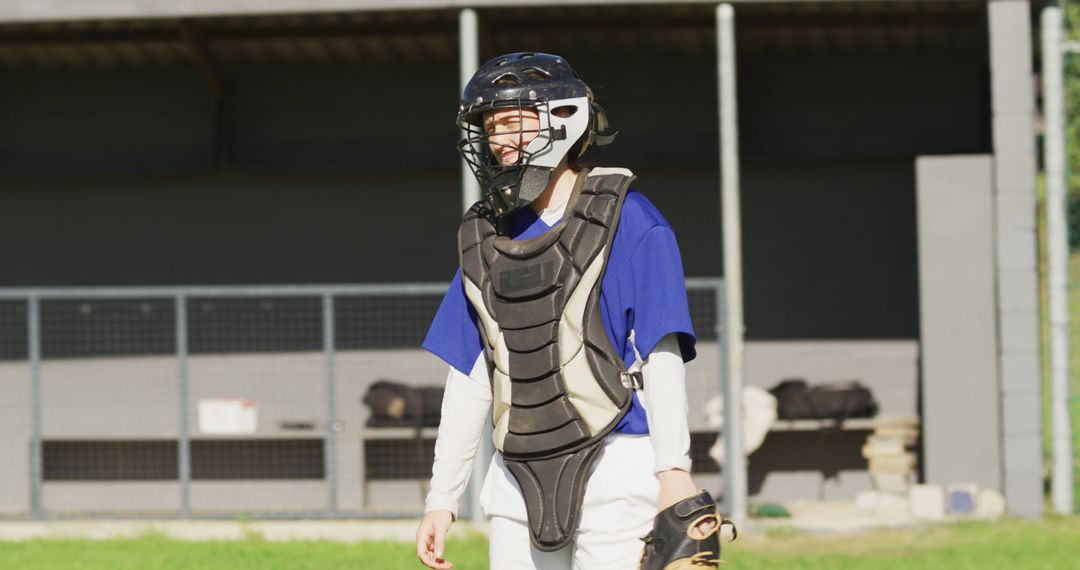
[{"left": 458, "top": 167, "right": 638, "bottom": 551}]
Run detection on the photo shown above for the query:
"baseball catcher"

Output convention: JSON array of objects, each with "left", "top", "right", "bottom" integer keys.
[{"left": 416, "top": 52, "right": 736, "bottom": 570}]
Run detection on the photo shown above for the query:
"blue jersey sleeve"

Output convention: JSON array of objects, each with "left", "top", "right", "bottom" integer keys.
[
  {"left": 628, "top": 225, "right": 698, "bottom": 363},
  {"left": 421, "top": 270, "right": 484, "bottom": 375}
]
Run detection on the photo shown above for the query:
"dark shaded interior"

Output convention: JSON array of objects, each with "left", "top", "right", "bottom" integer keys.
[{"left": 0, "top": 2, "right": 989, "bottom": 341}]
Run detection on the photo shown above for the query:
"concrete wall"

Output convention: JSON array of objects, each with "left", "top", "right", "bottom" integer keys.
[
  {"left": 0, "top": 348, "right": 448, "bottom": 515},
  {"left": 0, "top": 336, "right": 919, "bottom": 513},
  {"left": 989, "top": 0, "right": 1045, "bottom": 517},
  {"left": 0, "top": 362, "right": 31, "bottom": 514},
  {"left": 916, "top": 155, "right": 1002, "bottom": 491},
  {"left": 1, "top": 342, "right": 722, "bottom": 514}
]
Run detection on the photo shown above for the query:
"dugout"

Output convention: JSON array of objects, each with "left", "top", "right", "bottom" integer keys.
[{"left": 0, "top": 0, "right": 1044, "bottom": 518}]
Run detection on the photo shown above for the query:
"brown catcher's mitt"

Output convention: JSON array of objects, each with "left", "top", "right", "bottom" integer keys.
[{"left": 639, "top": 490, "right": 736, "bottom": 569}]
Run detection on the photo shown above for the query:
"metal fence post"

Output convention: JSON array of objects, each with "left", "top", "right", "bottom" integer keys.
[
  {"left": 27, "top": 296, "right": 43, "bottom": 519},
  {"left": 459, "top": 7, "right": 481, "bottom": 213},
  {"left": 711, "top": 281, "right": 733, "bottom": 514},
  {"left": 176, "top": 294, "right": 191, "bottom": 517},
  {"left": 717, "top": 3, "right": 747, "bottom": 522},
  {"left": 323, "top": 293, "right": 339, "bottom": 514},
  {"left": 1042, "top": 3, "right": 1075, "bottom": 517}
]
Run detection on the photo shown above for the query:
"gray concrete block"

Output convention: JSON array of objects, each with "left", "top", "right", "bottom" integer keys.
[
  {"left": 191, "top": 481, "right": 328, "bottom": 513},
  {"left": 990, "top": 48, "right": 1033, "bottom": 81},
  {"left": 0, "top": 365, "right": 32, "bottom": 515},
  {"left": 992, "top": 117, "right": 1038, "bottom": 191},
  {"left": 1004, "top": 471, "right": 1045, "bottom": 518},
  {"left": 978, "top": 488, "right": 1008, "bottom": 517},
  {"left": 823, "top": 470, "right": 875, "bottom": 502},
  {"left": 1003, "top": 433, "right": 1044, "bottom": 475},
  {"left": 991, "top": 68, "right": 1035, "bottom": 113},
  {"left": 998, "top": 312, "right": 1040, "bottom": 352},
  {"left": 992, "top": 112, "right": 1037, "bottom": 151},
  {"left": 997, "top": 313, "right": 1040, "bottom": 354},
  {"left": 996, "top": 192, "right": 1037, "bottom": 232},
  {"left": 335, "top": 436, "right": 363, "bottom": 512},
  {"left": 999, "top": 351, "right": 1043, "bottom": 392},
  {"left": 924, "top": 424, "right": 1003, "bottom": 490},
  {"left": 1002, "top": 391, "right": 1043, "bottom": 435},
  {"left": 997, "top": 272, "right": 1039, "bottom": 313},
  {"left": 44, "top": 482, "right": 181, "bottom": 514},
  {"left": 996, "top": 231, "right": 1038, "bottom": 271},
  {"left": 909, "top": 485, "right": 946, "bottom": 520},
  {"left": 0, "top": 438, "right": 30, "bottom": 514},
  {"left": 989, "top": 1, "right": 1036, "bottom": 40},
  {"left": 752, "top": 471, "right": 824, "bottom": 503},
  {"left": 993, "top": 161, "right": 1036, "bottom": 197}
]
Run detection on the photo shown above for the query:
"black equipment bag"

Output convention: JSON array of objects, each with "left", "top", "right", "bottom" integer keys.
[
  {"left": 768, "top": 379, "right": 878, "bottom": 421},
  {"left": 361, "top": 380, "right": 444, "bottom": 428}
]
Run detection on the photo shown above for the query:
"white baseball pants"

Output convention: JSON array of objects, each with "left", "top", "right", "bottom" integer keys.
[{"left": 481, "top": 433, "right": 659, "bottom": 570}]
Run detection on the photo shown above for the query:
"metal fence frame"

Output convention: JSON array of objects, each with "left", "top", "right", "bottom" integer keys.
[{"left": 0, "top": 279, "right": 725, "bottom": 520}]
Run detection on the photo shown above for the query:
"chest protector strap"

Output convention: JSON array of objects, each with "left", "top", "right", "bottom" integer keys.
[{"left": 458, "top": 167, "right": 638, "bottom": 551}]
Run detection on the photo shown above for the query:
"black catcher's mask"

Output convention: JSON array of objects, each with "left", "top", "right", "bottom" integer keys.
[{"left": 457, "top": 52, "right": 616, "bottom": 218}]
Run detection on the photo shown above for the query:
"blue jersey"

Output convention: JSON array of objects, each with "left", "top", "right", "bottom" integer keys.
[{"left": 422, "top": 190, "right": 696, "bottom": 434}]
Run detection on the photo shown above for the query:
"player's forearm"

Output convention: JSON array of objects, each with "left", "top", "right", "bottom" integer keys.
[
  {"left": 641, "top": 333, "right": 693, "bottom": 474},
  {"left": 657, "top": 468, "right": 700, "bottom": 511},
  {"left": 425, "top": 354, "right": 492, "bottom": 519}
]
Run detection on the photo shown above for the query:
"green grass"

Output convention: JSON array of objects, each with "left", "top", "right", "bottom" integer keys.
[
  {"left": 2, "top": 518, "right": 1078, "bottom": 569},
  {"left": 729, "top": 516, "right": 1080, "bottom": 570},
  {"left": 0, "top": 532, "right": 490, "bottom": 570}
]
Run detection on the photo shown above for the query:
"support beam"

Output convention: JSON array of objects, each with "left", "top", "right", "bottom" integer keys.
[
  {"left": 458, "top": 7, "right": 489, "bottom": 528},
  {"left": 0, "top": 0, "right": 961, "bottom": 25},
  {"left": 177, "top": 18, "right": 230, "bottom": 167},
  {"left": 717, "top": 3, "right": 747, "bottom": 523},
  {"left": 459, "top": 8, "right": 481, "bottom": 213},
  {"left": 0, "top": 12, "right": 978, "bottom": 47},
  {"left": 176, "top": 19, "right": 223, "bottom": 98},
  {"left": 988, "top": 0, "right": 1044, "bottom": 518}
]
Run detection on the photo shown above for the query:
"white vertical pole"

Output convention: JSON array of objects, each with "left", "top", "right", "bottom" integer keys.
[
  {"left": 459, "top": 7, "right": 491, "bottom": 528},
  {"left": 717, "top": 3, "right": 747, "bottom": 522},
  {"left": 460, "top": 8, "right": 482, "bottom": 213},
  {"left": 1042, "top": 4, "right": 1075, "bottom": 516}
]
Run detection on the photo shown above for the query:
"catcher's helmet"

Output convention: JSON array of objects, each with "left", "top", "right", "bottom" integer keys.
[{"left": 457, "top": 52, "right": 616, "bottom": 218}]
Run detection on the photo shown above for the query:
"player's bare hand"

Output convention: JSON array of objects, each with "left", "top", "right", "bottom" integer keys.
[
  {"left": 657, "top": 469, "right": 717, "bottom": 539},
  {"left": 416, "top": 509, "right": 455, "bottom": 569}
]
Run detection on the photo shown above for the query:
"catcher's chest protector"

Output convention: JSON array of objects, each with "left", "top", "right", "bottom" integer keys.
[{"left": 458, "top": 167, "right": 638, "bottom": 551}]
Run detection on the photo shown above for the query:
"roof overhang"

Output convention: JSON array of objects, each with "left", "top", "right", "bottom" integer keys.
[{"left": 0, "top": 0, "right": 985, "bottom": 25}]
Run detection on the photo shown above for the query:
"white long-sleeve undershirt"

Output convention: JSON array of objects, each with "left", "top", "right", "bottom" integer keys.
[
  {"left": 423, "top": 352, "right": 492, "bottom": 519},
  {"left": 640, "top": 333, "right": 693, "bottom": 473},
  {"left": 423, "top": 333, "right": 693, "bottom": 516}
]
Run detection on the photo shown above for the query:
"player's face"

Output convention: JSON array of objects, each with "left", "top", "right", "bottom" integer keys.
[{"left": 484, "top": 107, "right": 542, "bottom": 166}]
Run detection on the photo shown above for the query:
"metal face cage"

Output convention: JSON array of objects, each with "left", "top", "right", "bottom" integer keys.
[{"left": 456, "top": 98, "right": 563, "bottom": 218}]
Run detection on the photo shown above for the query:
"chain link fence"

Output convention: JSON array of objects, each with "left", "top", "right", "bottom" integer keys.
[{"left": 0, "top": 281, "right": 725, "bottom": 519}]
